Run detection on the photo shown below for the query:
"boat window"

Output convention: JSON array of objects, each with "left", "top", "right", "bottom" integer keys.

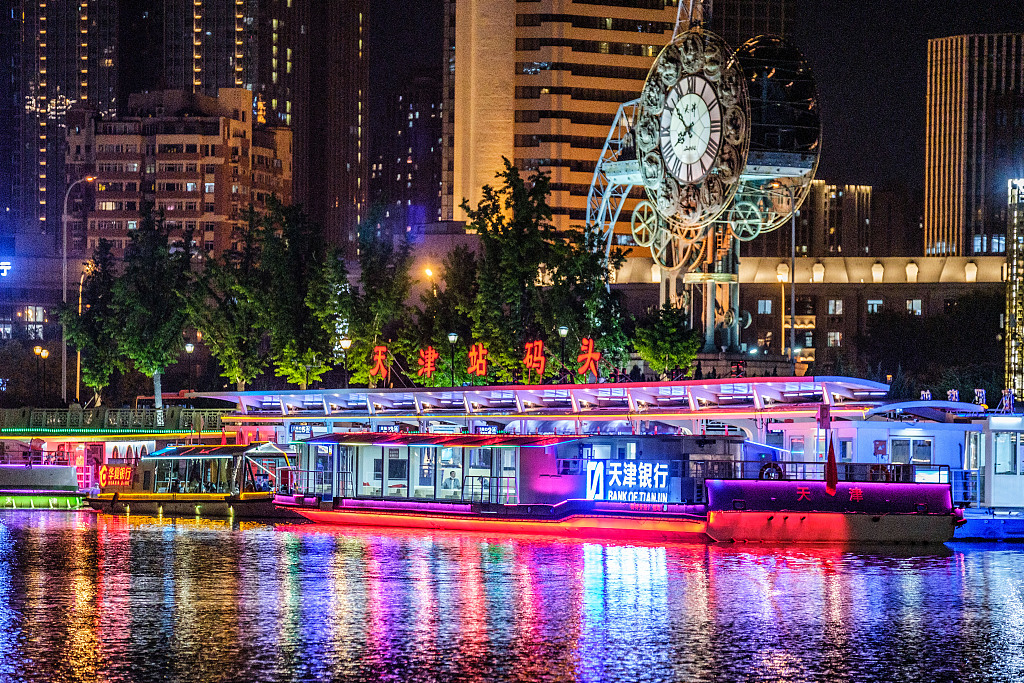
[
  {"left": 911, "top": 439, "right": 932, "bottom": 464},
  {"left": 386, "top": 448, "right": 409, "bottom": 498},
  {"left": 357, "top": 447, "right": 383, "bottom": 497},
  {"left": 464, "top": 448, "right": 492, "bottom": 502},
  {"left": 410, "top": 447, "right": 435, "bottom": 499},
  {"left": 890, "top": 439, "right": 910, "bottom": 464},
  {"left": 438, "top": 447, "right": 463, "bottom": 500},
  {"left": 994, "top": 432, "right": 1017, "bottom": 475},
  {"left": 790, "top": 437, "right": 804, "bottom": 459},
  {"left": 966, "top": 432, "right": 982, "bottom": 470},
  {"left": 556, "top": 459, "right": 583, "bottom": 475},
  {"left": 592, "top": 444, "right": 612, "bottom": 460}
]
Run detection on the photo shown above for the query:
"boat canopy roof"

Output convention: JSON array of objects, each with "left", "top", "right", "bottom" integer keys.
[
  {"left": 146, "top": 443, "right": 291, "bottom": 460},
  {"left": 300, "top": 432, "right": 580, "bottom": 448}
]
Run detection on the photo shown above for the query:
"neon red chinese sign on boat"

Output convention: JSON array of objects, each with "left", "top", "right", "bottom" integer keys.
[{"left": 99, "top": 465, "right": 133, "bottom": 488}]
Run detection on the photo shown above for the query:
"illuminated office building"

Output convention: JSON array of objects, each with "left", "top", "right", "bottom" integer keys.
[
  {"left": 440, "top": 0, "right": 794, "bottom": 227},
  {"left": 925, "top": 34, "right": 1024, "bottom": 256}
]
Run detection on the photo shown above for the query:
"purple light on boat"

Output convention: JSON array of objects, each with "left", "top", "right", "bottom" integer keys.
[{"left": 705, "top": 480, "right": 953, "bottom": 515}]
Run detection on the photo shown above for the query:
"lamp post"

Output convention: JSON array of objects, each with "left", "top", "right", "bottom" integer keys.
[
  {"left": 558, "top": 325, "right": 569, "bottom": 384},
  {"left": 76, "top": 260, "right": 94, "bottom": 403},
  {"left": 340, "top": 337, "right": 352, "bottom": 389},
  {"left": 40, "top": 348, "right": 50, "bottom": 402},
  {"left": 184, "top": 343, "right": 195, "bottom": 393},
  {"left": 62, "top": 175, "right": 95, "bottom": 404},
  {"left": 447, "top": 332, "right": 458, "bottom": 387},
  {"left": 33, "top": 345, "right": 42, "bottom": 402},
  {"left": 425, "top": 267, "right": 436, "bottom": 297},
  {"left": 772, "top": 181, "right": 797, "bottom": 376},
  {"left": 776, "top": 270, "right": 786, "bottom": 357}
]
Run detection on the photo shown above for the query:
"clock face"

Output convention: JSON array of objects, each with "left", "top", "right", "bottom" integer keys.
[{"left": 660, "top": 75, "right": 721, "bottom": 183}]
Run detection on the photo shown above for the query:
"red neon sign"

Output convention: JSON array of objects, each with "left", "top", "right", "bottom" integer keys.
[
  {"left": 369, "top": 345, "right": 389, "bottom": 379},
  {"left": 99, "top": 465, "right": 133, "bottom": 488},
  {"left": 576, "top": 337, "right": 601, "bottom": 377},
  {"left": 416, "top": 346, "right": 440, "bottom": 378},
  {"left": 523, "top": 340, "right": 546, "bottom": 379},
  {"left": 467, "top": 343, "right": 489, "bottom": 377}
]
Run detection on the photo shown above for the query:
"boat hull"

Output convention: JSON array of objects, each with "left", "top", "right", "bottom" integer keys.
[
  {"left": 87, "top": 492, "right": 298, "bottom": 519},
  {"left": 291, "top": 506, "right": 711, "bottom": 542},
  {"left": 706, "top": 510, "right": 957, "bottom": 544}
]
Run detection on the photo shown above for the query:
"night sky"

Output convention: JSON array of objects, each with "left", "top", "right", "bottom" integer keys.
[{"left": 369, "top": 0, "right": 1024, "bottom": 191}]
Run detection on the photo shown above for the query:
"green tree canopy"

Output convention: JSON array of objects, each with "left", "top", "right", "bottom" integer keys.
[
  {"left": 112, "top": 209, "right": 191, "bottom": 412},
  {"left": 633, "top": 304, "right": 701, "bottom": 377},
  {"left": 59, "top": 239, "right": 124, "bottom": 406}
]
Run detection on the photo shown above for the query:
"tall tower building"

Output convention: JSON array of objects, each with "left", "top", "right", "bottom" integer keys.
[
  {"left": 2, "top": 0, "right": 119, "bottom": 238},
  {"left": 925, "top": 34, "right": 1024, "bottom": 256},
  {"left": 440, "top": 0, "right": 794, "bottom": 226}
]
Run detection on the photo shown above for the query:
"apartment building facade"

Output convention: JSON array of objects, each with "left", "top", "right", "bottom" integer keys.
[{"left": 65, "top": 88, "right": 291, "bottom": 257}]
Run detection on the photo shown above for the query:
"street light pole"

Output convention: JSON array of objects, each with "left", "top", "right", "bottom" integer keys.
[
  {"left": 448, "top": 332, "right": 458, "bottom": 388},
  {"left": 772, "top": 181, "right": 798, "bottom": 376},
  {"left": 558, "top": 325, "right": 569, "bottom": 384},
  {"left": 340, "top": 337, "right": 352, "bottom": 389},
  {"left": 62, "top": 175, "right": 95, "bottom": 404},
  {"left": 184, "top": 343, "right": 195, "bottom": 393}
]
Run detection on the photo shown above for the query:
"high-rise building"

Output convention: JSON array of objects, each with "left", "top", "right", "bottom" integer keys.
[
  {"left": 1006, "top": 178, "right": 1024, "bottom": 397},
  {"left": 65, "top": 88, "right": 291, "bottom": 258},
  {"left": 440, "top": 0, "right": 795, "bottom": 226},
  {"left": 375, "top": 73, "right": 443, "bottom": 234},
  {"left": 925, "top": 34, "right": 1024, "bottom": 256},
  {"left": 1, "top": 0, "right": 120, "bottom": 239}
]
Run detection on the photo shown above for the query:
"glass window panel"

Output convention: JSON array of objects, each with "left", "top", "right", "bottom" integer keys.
[
  {"left": 438, "top": 448, "right": 463, "bottom": 499},
  {"left": 891, "top": 439, "right": 911, "bottom": 464},
  {"left": 994, "top": 432, "right": 1016, "bottom": 475},
  {"left": 911, "top": 439, "right": 932, "bottom": 464}
]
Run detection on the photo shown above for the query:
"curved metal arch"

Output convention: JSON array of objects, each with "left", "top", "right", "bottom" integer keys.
[{"left": 586, "top": 98, "right": 642, "bottom": 257}]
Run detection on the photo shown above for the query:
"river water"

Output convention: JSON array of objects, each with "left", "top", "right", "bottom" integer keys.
[{"left": 0, "top": 511, "right": 1022, "bottom": 683}]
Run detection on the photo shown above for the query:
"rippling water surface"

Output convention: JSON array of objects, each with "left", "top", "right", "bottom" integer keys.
[{"left": 1, "top": 511, "right": 1023, "bottom": 682}]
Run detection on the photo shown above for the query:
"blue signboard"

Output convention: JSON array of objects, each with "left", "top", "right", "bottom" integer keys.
[{"left": 586, "top": 460, "right": 671, "bottom": 503}]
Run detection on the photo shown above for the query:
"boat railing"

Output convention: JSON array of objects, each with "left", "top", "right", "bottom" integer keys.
[
  {"left": 280, "top": 468, "right": 333, "bottom": 499},
  {"left": 685, "top": 460, "right": 950, "bottom": 485},
  {"left": 951, "top": 468, "right": 980, "bottom": 507},
  {"left": 462, "top": 476, "right": 519, "bottom": 505},
  {"left": 0, "top": 450, "right": 73, "bottom": 466},
  {"left": 0, "top": 407, "right": 232, "bottom": 431}
]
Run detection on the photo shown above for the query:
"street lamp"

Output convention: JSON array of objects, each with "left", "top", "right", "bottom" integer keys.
[
  {"left": 76, "top": 260, "right": 95, "bottom": 403},
  {"left": 62, "top": 175, "right": 96, "bottom": 404},
  {"left": 447, "top": 332, "right": 458, "bottom": 387},
  {"left": 771, "top": 181, "right": 797, "bottom": 376},
  {"left": 40, "top": 348, "right": 50, "bottom": 402},
  {"left": 558, "top": 325, "right": 569, "bottom": 384},
  {"left": 184, "top": 343, "right": 195, "bottom": 393},
  {"left": 776, "top": 269, "right": 786, "bottom": 358},
  {"left": 33, "top": 345, "right": 42, "bottom": 401},
  {"left": 340, "top": 337, "right": 352, "bottom": 389}
]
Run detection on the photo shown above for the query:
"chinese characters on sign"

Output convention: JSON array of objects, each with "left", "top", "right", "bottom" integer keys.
[
  {"left": 0, "top": 261, "right": 10, "bottom": 276},
  {"left": 523, "top": 340, "right": 546, "bottom": 380},
  {"left": 467, "top": 343, "right": 489, "bottom": 376},
  {"left": 586, "top": 460, "right": 671, "bottom": 503},
  {"left": 849, "top": 487, "right": 864, "bottom": 502},
  {"left": 98, "top": 465, "right": 133, "bottom": 488},
  {"left": 416, "top": 346, "right": 440, "bottom": 378},
  {"left": 577, "top": 337, "right": 601, "bottom": 377},
  {"left": 796, "top": 486, "right": 811, "bottom": 501},
  {"left": 369, "top": 345, "right": 389, "bottom": 379}
]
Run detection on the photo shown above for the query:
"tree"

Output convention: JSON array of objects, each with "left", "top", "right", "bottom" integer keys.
[
  {"left": 184, "top": 209, "right": 268, "bottom": 391},
  {"left": 260, "top": 200, "right": 352, "bottom": 389},
  {"left": 112, "top": 209, "right": 190, "bottom": 414},
  {"left": 463, "top": 159, "right": 557, "bottom": 381},
  {"left": 59, "top": 239, "right": 123, "bottom": 405},
  {"left": 347, "top": 206, "right": 414, "bottom": 387},
  {"left": 408, "top": 245, "right": 479, "bottom": 387},
  {"left": 633, "top": 304, "right": 701, "bottom": 377}
]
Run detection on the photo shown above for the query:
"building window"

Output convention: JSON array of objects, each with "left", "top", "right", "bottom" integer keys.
[
  {"left": 906, "top": 299, "right": 922, "bottom": 316},
  {"left": 757, "top": 299, "right": 772, "bottom": 314},
  {"left": 205, "top": 182, "right": 215, "bottom": 193},
  {"left": 827, "top": 331, "right": 842, "bottom": 347},
  {"left": 867, "top": 299, "right": 883, "bottom": 314},
  {"left": 827, "top": 299, "right": 843, "bottom": 315},
  {"left": 803, "top": 331, "right": 814, "bottom": 348},
  {"left": 993, "top": 432, "right": 1017, "bottom": 475}
]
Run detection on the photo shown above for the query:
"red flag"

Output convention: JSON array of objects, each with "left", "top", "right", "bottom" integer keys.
[{"left": 825, "top": 434, "right": 838, "bottom": 496}]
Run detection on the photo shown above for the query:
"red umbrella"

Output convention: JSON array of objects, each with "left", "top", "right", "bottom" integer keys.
[{"left": 825, "top": 434, "right": 838, "bottom": 496}]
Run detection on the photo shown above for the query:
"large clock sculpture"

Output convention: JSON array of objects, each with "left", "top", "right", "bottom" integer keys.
[{"left": 587, "top": 16, "right": 821, "bottom": 354}]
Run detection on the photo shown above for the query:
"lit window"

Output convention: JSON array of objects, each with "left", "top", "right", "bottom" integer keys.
[
  {"left": 827, "top": 331, "right": 842, "bottom": 347},
  {"left": 906, "top": 299, "right": 922, "bottom": 316},
  {"left": 827, "top": 299, "right": 843, "bottom": 315},
  {"left": 757, "top": 299, "right": 772, "bottom": 315},
  {"left": 867, "top": 299, "right": 883, "bottom": 314}
]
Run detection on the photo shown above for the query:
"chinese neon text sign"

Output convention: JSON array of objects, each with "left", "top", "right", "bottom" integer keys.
[
  {"left": 586, "top": 460, "right": 671, "bottom": 503},
  {"left": 370, "top": 345, "right": 389, "bottom": 379},
  {"left": 0, "top": 262, "right": 10, "bottom": 277},
  {"left": 577, "top": 337, "right": 601, "bottom": 377},
  {"left": 523, "top": 340, "right": 545, "bottom": 380},
  {"left": 416, "top": 346, "right": 440, "bottom": 378},
  {"left": 467, "top": 343, "right": 488, "bottom": 376},
  {"left": 99, "top": 465, "right": 133, "bottom": 488}
]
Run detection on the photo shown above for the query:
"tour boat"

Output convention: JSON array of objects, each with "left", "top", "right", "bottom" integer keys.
[
  {"left": 275, "top": 431, "right": 963, "bottom": 544},
  {"left": 86, "top": 442, "right": 297, "bottom": 518}
]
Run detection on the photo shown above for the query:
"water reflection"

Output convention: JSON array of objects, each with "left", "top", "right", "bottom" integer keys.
[{"left": 0, "top": 511, "right": 1022, "bottom": 682}]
